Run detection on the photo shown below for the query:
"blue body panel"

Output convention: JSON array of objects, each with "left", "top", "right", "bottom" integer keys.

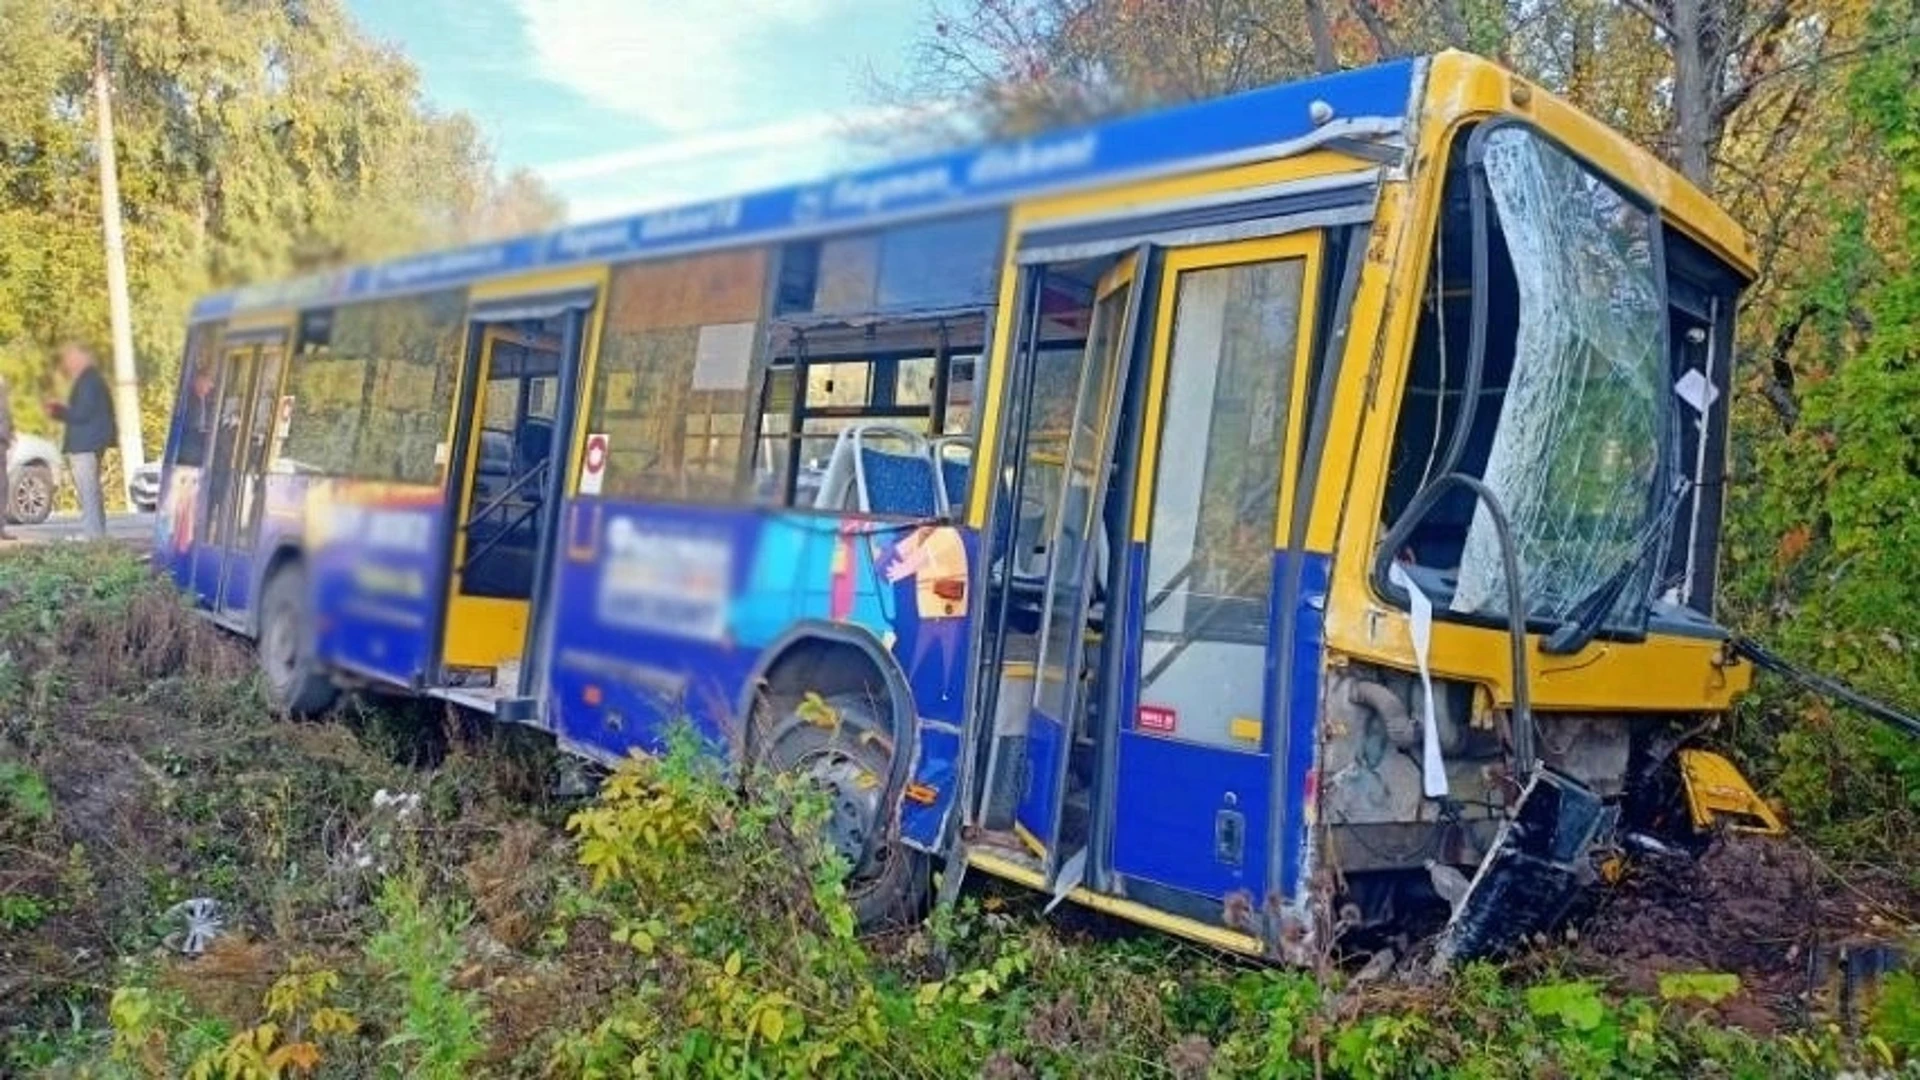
[
  {"left": 1108, "top": 548, "right": 1329, "bottom": 908},
  {"left": 543, "top": 499, "right": 977, "bottom": 850},
  {"left": 306, "top": 485, "right": 452, "bottom": 687},
  {"left": 154, "top": 466, "right": 315, "bottom": 631},
  {"left": 153, "top": 465, "right": 201, "bottom": 594},
  {"left": 188, "top": 60, "right": 1415, "bottom": 323},
  {"left": 1015, "top": 706, "right": 1069, "bottom": 851}
]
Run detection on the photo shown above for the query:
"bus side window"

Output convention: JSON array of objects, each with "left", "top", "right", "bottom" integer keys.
[
  {"left": 589, "top": 248, "right": 769, "bottom": 502},
  {"left": 168, "top": 326, "right": 223, "bottom": 469}
]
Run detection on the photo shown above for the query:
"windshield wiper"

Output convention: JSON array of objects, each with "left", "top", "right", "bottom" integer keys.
[
  {"left": 1539, "top": 558, "right": 1637, "bottom": 655},
  {"left": 1539, "top": 486, "right": 1687, "bottom": 656}
]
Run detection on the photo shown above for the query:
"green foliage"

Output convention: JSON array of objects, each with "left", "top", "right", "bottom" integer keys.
[
  {"left": 1873, "top": 970, "right": 1920, "bottom": 1060},
  {"left": 1658, "top": 971, "right": 1742, "bottom": 1006},
  {"left": 1719, "top": 0, "right": 1920, "bottom": 871},
  {"left": 553, "top": 734, "right": 894, "bottom": 1077},
  {"left": 0, "top": 760, "right": 53, "bottom": 824},
  {"left": 365, "top": 874, "right": 489, "bottom": 1080},
  {"left": 0, "top": 0, "right": 562, "bottom": 475}
]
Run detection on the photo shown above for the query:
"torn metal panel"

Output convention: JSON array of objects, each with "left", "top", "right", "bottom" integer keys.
[{"left": 1431, "top": 768, "right": 1617, "bottom": 969}]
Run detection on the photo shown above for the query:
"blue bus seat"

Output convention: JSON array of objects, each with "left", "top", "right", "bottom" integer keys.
[{"left": 859, "top": 446, "right": 941, "bottom": 517}]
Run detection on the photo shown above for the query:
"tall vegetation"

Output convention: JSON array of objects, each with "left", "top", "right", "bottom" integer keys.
[{"left": 0, "top": 0, "right": 562, "bottom": 457}]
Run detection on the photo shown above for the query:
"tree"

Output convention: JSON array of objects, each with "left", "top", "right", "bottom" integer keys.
[{"left": 0, "top": 0, "right": 565, "bottom": 486}]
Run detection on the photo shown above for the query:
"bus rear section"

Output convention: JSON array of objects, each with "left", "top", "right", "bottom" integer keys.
[
  {"left": 154, "top": 312, "right": 334, "bottom": 710},
  {"left": 156, "top": 269, "right": 605, "bottom": 716}
]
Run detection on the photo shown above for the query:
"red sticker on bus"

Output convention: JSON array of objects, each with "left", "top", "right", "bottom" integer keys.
[{"left": 1137, "top": 705, "right": 1177, "bottom": 734}]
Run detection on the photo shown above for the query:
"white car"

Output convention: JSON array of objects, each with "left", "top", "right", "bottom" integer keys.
[
  {"left": 5, "top": 433, "right": 63, "bottom": 525},
  {"left": 130, "top": 461, "right": 161, "bottom": 513}
]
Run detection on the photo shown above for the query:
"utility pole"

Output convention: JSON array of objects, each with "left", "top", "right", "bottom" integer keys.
[{"left": 94, "top": 34, "right": 145, "bottom": 506}]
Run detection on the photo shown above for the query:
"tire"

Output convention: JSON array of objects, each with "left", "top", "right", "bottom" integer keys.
[
  {"left": 755, "top": 690, "right": 930, "bottom": 929},
  {"left": 7, "top": 463, "right": 53, "bottom": 525},
  {"left": 257, "top": 562, "right": 338, "bottom": 717}
]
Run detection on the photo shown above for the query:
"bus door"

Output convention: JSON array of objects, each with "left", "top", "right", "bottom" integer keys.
[
  {"left": 991, "top": 249, "right": 1148, "bottom": 890},
  {"left": 982, "top": 230, "right": 1325, "bottom": 913},
  {"left": 438, "top": 292, "right": 596, "bottom": 701},
  {"left": 195, "top": 333, "right": 285, "bottom": 616},
  {"left": 1109, "top": 233, "right": 1324, "bottom": 913}
]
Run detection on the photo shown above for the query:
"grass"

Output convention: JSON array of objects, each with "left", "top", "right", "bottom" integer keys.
[{"left": 0, "top": 544, "right": 1912, "bottom": 1077}]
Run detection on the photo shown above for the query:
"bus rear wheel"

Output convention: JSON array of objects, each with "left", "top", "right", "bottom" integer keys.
[
  {"left": 258, "top": 562, "right": 337, "bottom": 717},
  {"left": 755, "top": 691, "right": 928, "bottom": 929}
]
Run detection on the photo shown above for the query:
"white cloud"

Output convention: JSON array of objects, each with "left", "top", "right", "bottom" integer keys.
[
  {"left": 510, "top": 0, "right": 857, "bottom": 132},
  {"left": 542, "top": 107, "right": 889, "bottom": 184}
]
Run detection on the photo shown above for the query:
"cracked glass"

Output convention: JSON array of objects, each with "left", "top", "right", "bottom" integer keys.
[{"left": 1451, "top": 127, "right": 1670, "bottom": 626}]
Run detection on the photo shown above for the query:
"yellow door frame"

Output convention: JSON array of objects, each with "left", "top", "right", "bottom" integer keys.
[
  {"left": 1124, "top": 231, "right": 1324, "bottom": 758},
  {"left": 1129, "top": 231, "right": 1324, "bottom": 546},
  {"left": 442, "top": 327, "right": 528, "bottom": 672},
  {"left": 439, "top": 267, "right": 610, "bottom": 676}
]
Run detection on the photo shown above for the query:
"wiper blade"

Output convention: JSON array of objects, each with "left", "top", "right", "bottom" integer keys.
[
  {"left": 1538, "top": 485, "right": 1687, "bottom": 656},
  {"left": 1539, "top": 559, "right": 1635, "bottom": 655}
]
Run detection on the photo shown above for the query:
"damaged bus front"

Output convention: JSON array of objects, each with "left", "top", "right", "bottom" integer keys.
[{"left": 1304, "top": 60, "right": 1767, "bottom": 964}]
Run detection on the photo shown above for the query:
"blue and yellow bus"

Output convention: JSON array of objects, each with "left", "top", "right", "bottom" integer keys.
[{"left": 156, "top": 52, "right": 1769, "bottom": 961}]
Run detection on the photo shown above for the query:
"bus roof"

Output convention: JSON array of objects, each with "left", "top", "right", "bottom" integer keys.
[
  {"left": 188, "top": 52, "right": 1755, "bottom": 323},
  {"left": 190, "top": 58, "right": 1420, "bottom": 323}
]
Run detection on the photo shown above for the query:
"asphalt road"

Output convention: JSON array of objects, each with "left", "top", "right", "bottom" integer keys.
[{"left": 5, "top": 511, "right": 155, "bottom": 545}]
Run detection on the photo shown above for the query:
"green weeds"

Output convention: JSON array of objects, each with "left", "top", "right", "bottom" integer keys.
[{"left": 0, "top": 545, "right": 1912, "bottom": 1078}]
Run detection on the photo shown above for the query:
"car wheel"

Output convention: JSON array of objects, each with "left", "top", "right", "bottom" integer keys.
[
  {"left": 7, "top": 464, "right": 54, "bottom": 525},
  {"left": 258, "top": 562, "right": 338, "bottom": 717}
]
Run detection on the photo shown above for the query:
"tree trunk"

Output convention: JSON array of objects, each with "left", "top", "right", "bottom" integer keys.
[
  {"left": 1306, "top": 0, "right": 1338, "bottom": 72},
  {"left": 1668, "top": 0, "right": 1718, "bottom": 190}
]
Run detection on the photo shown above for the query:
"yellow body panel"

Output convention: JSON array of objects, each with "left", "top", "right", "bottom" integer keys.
[
  {"left": 1421, "top": 53, "right": 1755, "bottom": 277},
  {"left": 1315, "top": 53, "right": 1758, "bottom": 713},
  {"left": 441, "top": 596, "right": 529, "bottom": 672},
  {"left": 1679, "top": 749, "right": 1785, "bottom": 835},
  {"left": 968, "top": 849, "right": 1265, "bottom": 955},
  {"left": 222, "top": 311, "right": 296, "bottom": 337}
]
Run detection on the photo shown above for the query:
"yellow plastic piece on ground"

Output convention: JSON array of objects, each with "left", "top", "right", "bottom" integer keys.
[{"left": 1678, "top": 749, "right": 1786, "bottom": 836}]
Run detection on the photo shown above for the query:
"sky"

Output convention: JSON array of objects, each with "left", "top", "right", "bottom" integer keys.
[{"left": 346, "top": 0, "right": 939, "bottom": 224}]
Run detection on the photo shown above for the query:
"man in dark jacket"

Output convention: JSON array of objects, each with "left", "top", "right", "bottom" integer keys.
[{"left": 46, "top": 344, "right": 115, "bottom": 540}]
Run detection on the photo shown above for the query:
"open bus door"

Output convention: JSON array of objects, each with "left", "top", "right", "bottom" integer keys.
[
  {"left": 436, "top": 286, "right": 598, "bottom": 714},
  {"left": 974, "top": 228, "right": 1327, "bottom": 929},
  {"left": 195, "top": 330, "right": 287, "bottom": 620},
  {"left": 1003, "top": 251, "right": 1147, "bottom": 892}
]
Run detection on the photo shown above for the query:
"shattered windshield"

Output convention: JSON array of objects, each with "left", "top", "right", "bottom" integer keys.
[{"left": 1450, "top": 127, "right": 1669, "bottom": 627}]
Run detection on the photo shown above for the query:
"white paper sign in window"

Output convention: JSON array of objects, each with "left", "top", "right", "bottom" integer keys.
[{"left": 691, "top": 322, "right": 758, "bottom": 391}]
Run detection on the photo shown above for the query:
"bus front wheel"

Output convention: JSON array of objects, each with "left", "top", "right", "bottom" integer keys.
[
  {"left": 755, "top": 690, "right": 929, "bottom": 929},
  {"left": 258, "top": 563, "right": 338, "bottom": 717}
]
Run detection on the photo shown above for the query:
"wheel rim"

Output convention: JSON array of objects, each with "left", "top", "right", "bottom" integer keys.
[
  {"left": 798, "top": 747, "right": 886, "bottom": 888},
  {"left": 12, "top": 475, "right": 48, "bottom": 522},
  {"left": 161, "top": 897, "right": 227, "bottom": 955}
]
